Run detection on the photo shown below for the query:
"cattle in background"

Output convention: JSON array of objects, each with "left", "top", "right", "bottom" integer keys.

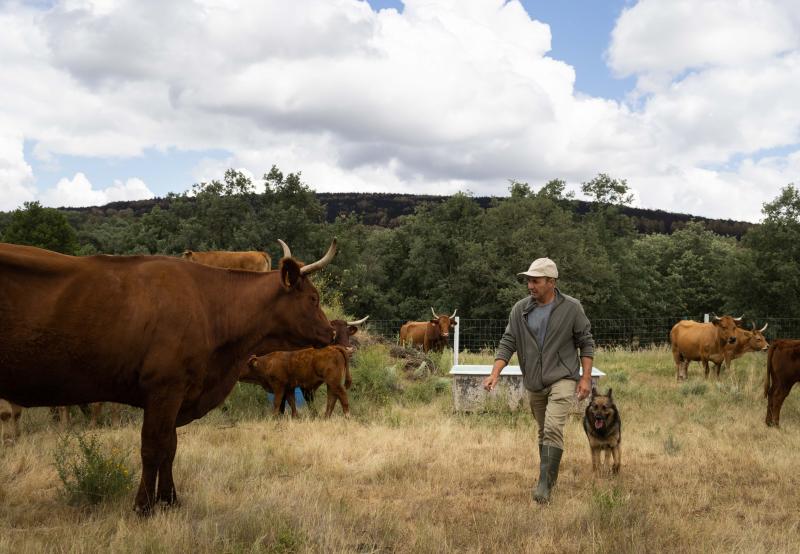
[
  {"left": 0, "top": 240, "right": 336, "bottom": 514},
  {"left": 243, "top": 345, "right": 352, "bottom": 418},
  {"left": 764, "top": 339, "right": 800, "bottom": 427},
  {"left": 0, "top": 399, "right": 22, "bottom": 442},
  {"left": 399, "top": 308, "right": 458, "bottom": 353},
  {"left": 670, "top": 314, "right": 742, "bottom": 380},
  {"left": 182, "top": 249, "right": 271, "bottom": 272},
  {"left": 708, "top": 322, "right": 769, "bottom": 376}
]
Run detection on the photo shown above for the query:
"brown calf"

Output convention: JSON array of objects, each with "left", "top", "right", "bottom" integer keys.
[{"left": 243, "top": 345, "right": 351, "bottom": 418}]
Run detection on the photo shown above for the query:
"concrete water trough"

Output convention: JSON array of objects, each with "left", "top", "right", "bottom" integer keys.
[{"left": 449, "top": 364, "right": 605, "bottom": 413}]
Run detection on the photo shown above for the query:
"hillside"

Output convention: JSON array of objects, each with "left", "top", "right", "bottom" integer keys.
[{"left": 61, "top": 192, "right": 753, "bottom": 238}]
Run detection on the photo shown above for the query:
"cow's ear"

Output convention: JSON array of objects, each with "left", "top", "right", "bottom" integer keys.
[
  {"left": 348, "top": 325, "right": 358, "bottom": 336},
  {"left": 430, "top": 319, "right": 438, "bottom": 324},
  {"left": 247, "top": 355, "right": 259, "bottom": 370},
  {"left": 182, "top": 250, "right": 192, "bottom": 259},
  {"left": 280, "top": 258, "right": 303, "bottom": 289},
  {"left": 711, "top": 319, "right": 721, "bottom": 327}
]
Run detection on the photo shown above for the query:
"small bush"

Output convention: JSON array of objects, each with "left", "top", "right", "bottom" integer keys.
[
  {"left": 664, "top": 434, "right": 681, "bottom": 456},
  {"left": 53, "top": 432, "right": 135, "bottom": 506},
  {"left": 403, "top": 377, "right": 450, "bottom": 404},
  {"left": 680, "top": 382, "right": 708, "bottom": 396},
  {"left": 350, "top": 345, "right": 401, "bottom": 404}
]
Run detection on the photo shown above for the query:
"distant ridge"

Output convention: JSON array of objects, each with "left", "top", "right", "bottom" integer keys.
[{"left": 59, "top": 192, "right": 753, "bottom": 238}]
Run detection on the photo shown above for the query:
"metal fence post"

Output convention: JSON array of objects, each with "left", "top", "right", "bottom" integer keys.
[{"left": 453, "top": 316, "right": 460, "bottom": 367}]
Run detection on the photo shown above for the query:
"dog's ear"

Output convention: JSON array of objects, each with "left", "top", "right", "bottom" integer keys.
[
  {"left": 591, "top": 386, "right": 598, "bottom": 398},
  {"left": 607, "top": 388, "right": 614, "bottom": 401}
]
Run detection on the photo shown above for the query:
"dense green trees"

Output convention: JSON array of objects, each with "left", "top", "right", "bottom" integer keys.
[
  {"left": 1, "top": 201, "right": 78, "bottom": 254},
  {"left": 2, "top": 172, "right": 796, "bottom": 324}
]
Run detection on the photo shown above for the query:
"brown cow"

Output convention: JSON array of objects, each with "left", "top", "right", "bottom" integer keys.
[
  {"left": 0, "top": 240, "right": 336, "bottom": 514},
  {"left": 182, "top": 249, "right": 271, "bottom": 272},
  {"left": 243, "top": 345, "right": 351, "bottom": 418},
  {"left": 0, "top": 399, "right": 22, "bottom": 442},
  {"left": 670, "top": 314, "right": 742, "bottom": 380},
  {"left": 399, "top": 308, "right": 458, "bottom": 353},
  {"left": 707, "top": 322, "right": 769, "bottom": 376},
  {"left": 764, "top": 339, "right": 800, "bottom": 427},
  {"left": 273, "top": 316, "right": 368, "bottom": 415}
]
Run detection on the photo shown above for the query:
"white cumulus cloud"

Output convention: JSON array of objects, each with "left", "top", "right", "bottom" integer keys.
[
  {"left": 0, "top": 0, "right": 799, "bottom": 221},
  {"left": 39, "top": 173, "right": 154, "bottom": 208}
]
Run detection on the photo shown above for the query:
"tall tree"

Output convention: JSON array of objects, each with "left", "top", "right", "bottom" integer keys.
[{"left": 2, "top": 201, "right": 78, "bottom": 254}]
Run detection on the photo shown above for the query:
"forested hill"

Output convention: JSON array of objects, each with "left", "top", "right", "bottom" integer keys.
[
  {"left": 70, "top": 192, "right": 752, "bottom": 238},
  {"left": 314, "top": 193, "right": 752, "bottom": 237}
]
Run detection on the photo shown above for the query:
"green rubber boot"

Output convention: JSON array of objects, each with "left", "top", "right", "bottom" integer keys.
[{"left": 533, "top": 444, "right": 563, "bottom": 504}]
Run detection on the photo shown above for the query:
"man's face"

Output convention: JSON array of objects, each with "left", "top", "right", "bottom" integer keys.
[{"left": 526, "top": 276, "right": 555, "bottom": 301}]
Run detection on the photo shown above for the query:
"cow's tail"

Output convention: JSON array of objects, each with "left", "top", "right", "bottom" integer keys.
[
  {"left": 335, "top": 346, "right": 353, "bottom": 389},
  {"left": 764, "top": 344, "right": 774, "bottom": 398}
]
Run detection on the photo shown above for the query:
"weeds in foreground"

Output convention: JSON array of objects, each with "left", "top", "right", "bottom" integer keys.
[{"left": 53, "top": 432, "right": 135, "bottom": 506}]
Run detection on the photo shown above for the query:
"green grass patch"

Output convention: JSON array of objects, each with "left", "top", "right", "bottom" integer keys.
[{"left": 53, "top": 432, "right": 135, "bottom": 506}]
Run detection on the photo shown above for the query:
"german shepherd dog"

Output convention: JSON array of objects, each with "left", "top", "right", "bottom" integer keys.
[{"left": 583, "top": 387, "right": 621, "bottom": 476}]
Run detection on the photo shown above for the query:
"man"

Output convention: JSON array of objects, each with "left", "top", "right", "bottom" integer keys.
[{"left": 482, "top": 257, "right": 594, "bottom": 504}]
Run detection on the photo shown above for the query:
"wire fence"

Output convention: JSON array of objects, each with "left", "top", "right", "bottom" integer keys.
[{"left": 364, "top": 315, "right": 800, "bottom": 353}]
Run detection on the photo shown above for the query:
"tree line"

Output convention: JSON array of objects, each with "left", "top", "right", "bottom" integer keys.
[{"left": 2, "top": 167, "right": 798, "bottom": 322}]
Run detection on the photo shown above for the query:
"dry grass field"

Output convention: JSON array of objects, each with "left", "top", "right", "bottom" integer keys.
[{"left": 2, "top": 344, "right": 800, "bottom": 553}]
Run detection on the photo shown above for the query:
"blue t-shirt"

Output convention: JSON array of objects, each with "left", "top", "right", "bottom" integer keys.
[{"left": 526, "top": 300, "right": 555, "bottom": 347}]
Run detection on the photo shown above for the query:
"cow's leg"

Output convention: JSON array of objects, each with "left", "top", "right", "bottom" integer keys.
[
  {"left": 324, "top": 381, "right": 349, "bottom": 418},
  {"left": 111, "top": 403, "right": 121, "bottom": 426},
  {"left": 768, "top": 385, "right": 792, "bottom": 428},
  {"left": 155, "top": 426, "right": 178, "bottom": 506},
  {"left": 287, "top": 388, "right": 298, "bottom": 418},
  {"left": 58, "top": 406, "right": 70, "bottom": 427},
  {"left": 672, "top": 348, "right": 682, "bottom": 381},
  {"left": 90, "top": 403, "right": 103, "bottom": 427},
  {"left": 272, "top": 388, "right": 286, "bottom": 417},
  {"left": 134, "top": 393, "right": 182, "bottom": 515}
]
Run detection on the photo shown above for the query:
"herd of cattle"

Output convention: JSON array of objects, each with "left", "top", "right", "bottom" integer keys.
[{"left": 3, "top": 240, "right": 800, "bottom": 514}]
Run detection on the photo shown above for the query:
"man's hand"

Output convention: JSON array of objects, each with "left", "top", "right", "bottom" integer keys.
[
  {"left": 576, "top": 377, "right": 592, "bottom": 401},
  {"left": 483, "top": 374, "right": 499, "bottom": 391}
]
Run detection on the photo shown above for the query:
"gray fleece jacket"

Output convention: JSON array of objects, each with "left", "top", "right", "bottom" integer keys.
[{"left": 495, "top": 289, "right": 595, "bottom": 392}]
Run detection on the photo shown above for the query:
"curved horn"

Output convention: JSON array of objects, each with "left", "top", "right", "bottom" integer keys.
[
  {"left": 299, "top": 239, "right": 337, "bottom": 275},
  {"left": 759, "top": 323, "right": 768, "bottom": 332},
  {"left": 346, "top": 315, "right": 370, "bottom": 326},
  {"left": 277, "top": 239, "right": 292, "bottom": 259},
  {"left": 750, "top": 321, "right": 756, "bottom": 331},
  {"left": 734, "top": 315, "right": 744, "bottom": 321},
  {"left": 712, "top": 313, "right": 720, "bottom": 320},
  {"left": 431, "top": 307, "right": 439, "bottom": 319},
  {"left": 450, "top": 309, "right": 458, "bottom": 319}
]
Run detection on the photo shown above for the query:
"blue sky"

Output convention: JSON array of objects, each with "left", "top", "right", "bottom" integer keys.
[{"left": 3, "top": 0, "right": 800, "bottom": 222}]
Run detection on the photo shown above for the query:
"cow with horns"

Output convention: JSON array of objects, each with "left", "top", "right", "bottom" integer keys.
[
  {"left": 0, "top": 239, "right": 337, "bottom": 514},
  {"left": 670, "top": 314, "right": 743, "bottom": 380},
  {"left": 399, "top": 308, "right": 458, "bottom": 353}
]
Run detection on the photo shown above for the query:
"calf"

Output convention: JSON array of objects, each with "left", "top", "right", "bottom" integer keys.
[
  {"left": 243, "top": 345, "right": 351, "bottom": 418},
  {"left": 764, "top": 339, "right": 800, "bottom": 427}
]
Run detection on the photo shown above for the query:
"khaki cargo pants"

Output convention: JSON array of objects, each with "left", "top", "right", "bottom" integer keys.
[{"left": 528, "top": 378, "right": 576, "bottom": 450}]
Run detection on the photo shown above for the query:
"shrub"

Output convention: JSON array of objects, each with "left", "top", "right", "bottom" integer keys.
[
  {"left": 53, "top": 432, "right": 135, "bottom": 506},
  {"left": 349, "top": 344, "right": 401, "bottom": 405}
]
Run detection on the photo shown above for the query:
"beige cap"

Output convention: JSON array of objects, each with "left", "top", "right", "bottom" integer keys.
[{"left": 518, "top": 257, "right": 558, "bottom": 279}]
